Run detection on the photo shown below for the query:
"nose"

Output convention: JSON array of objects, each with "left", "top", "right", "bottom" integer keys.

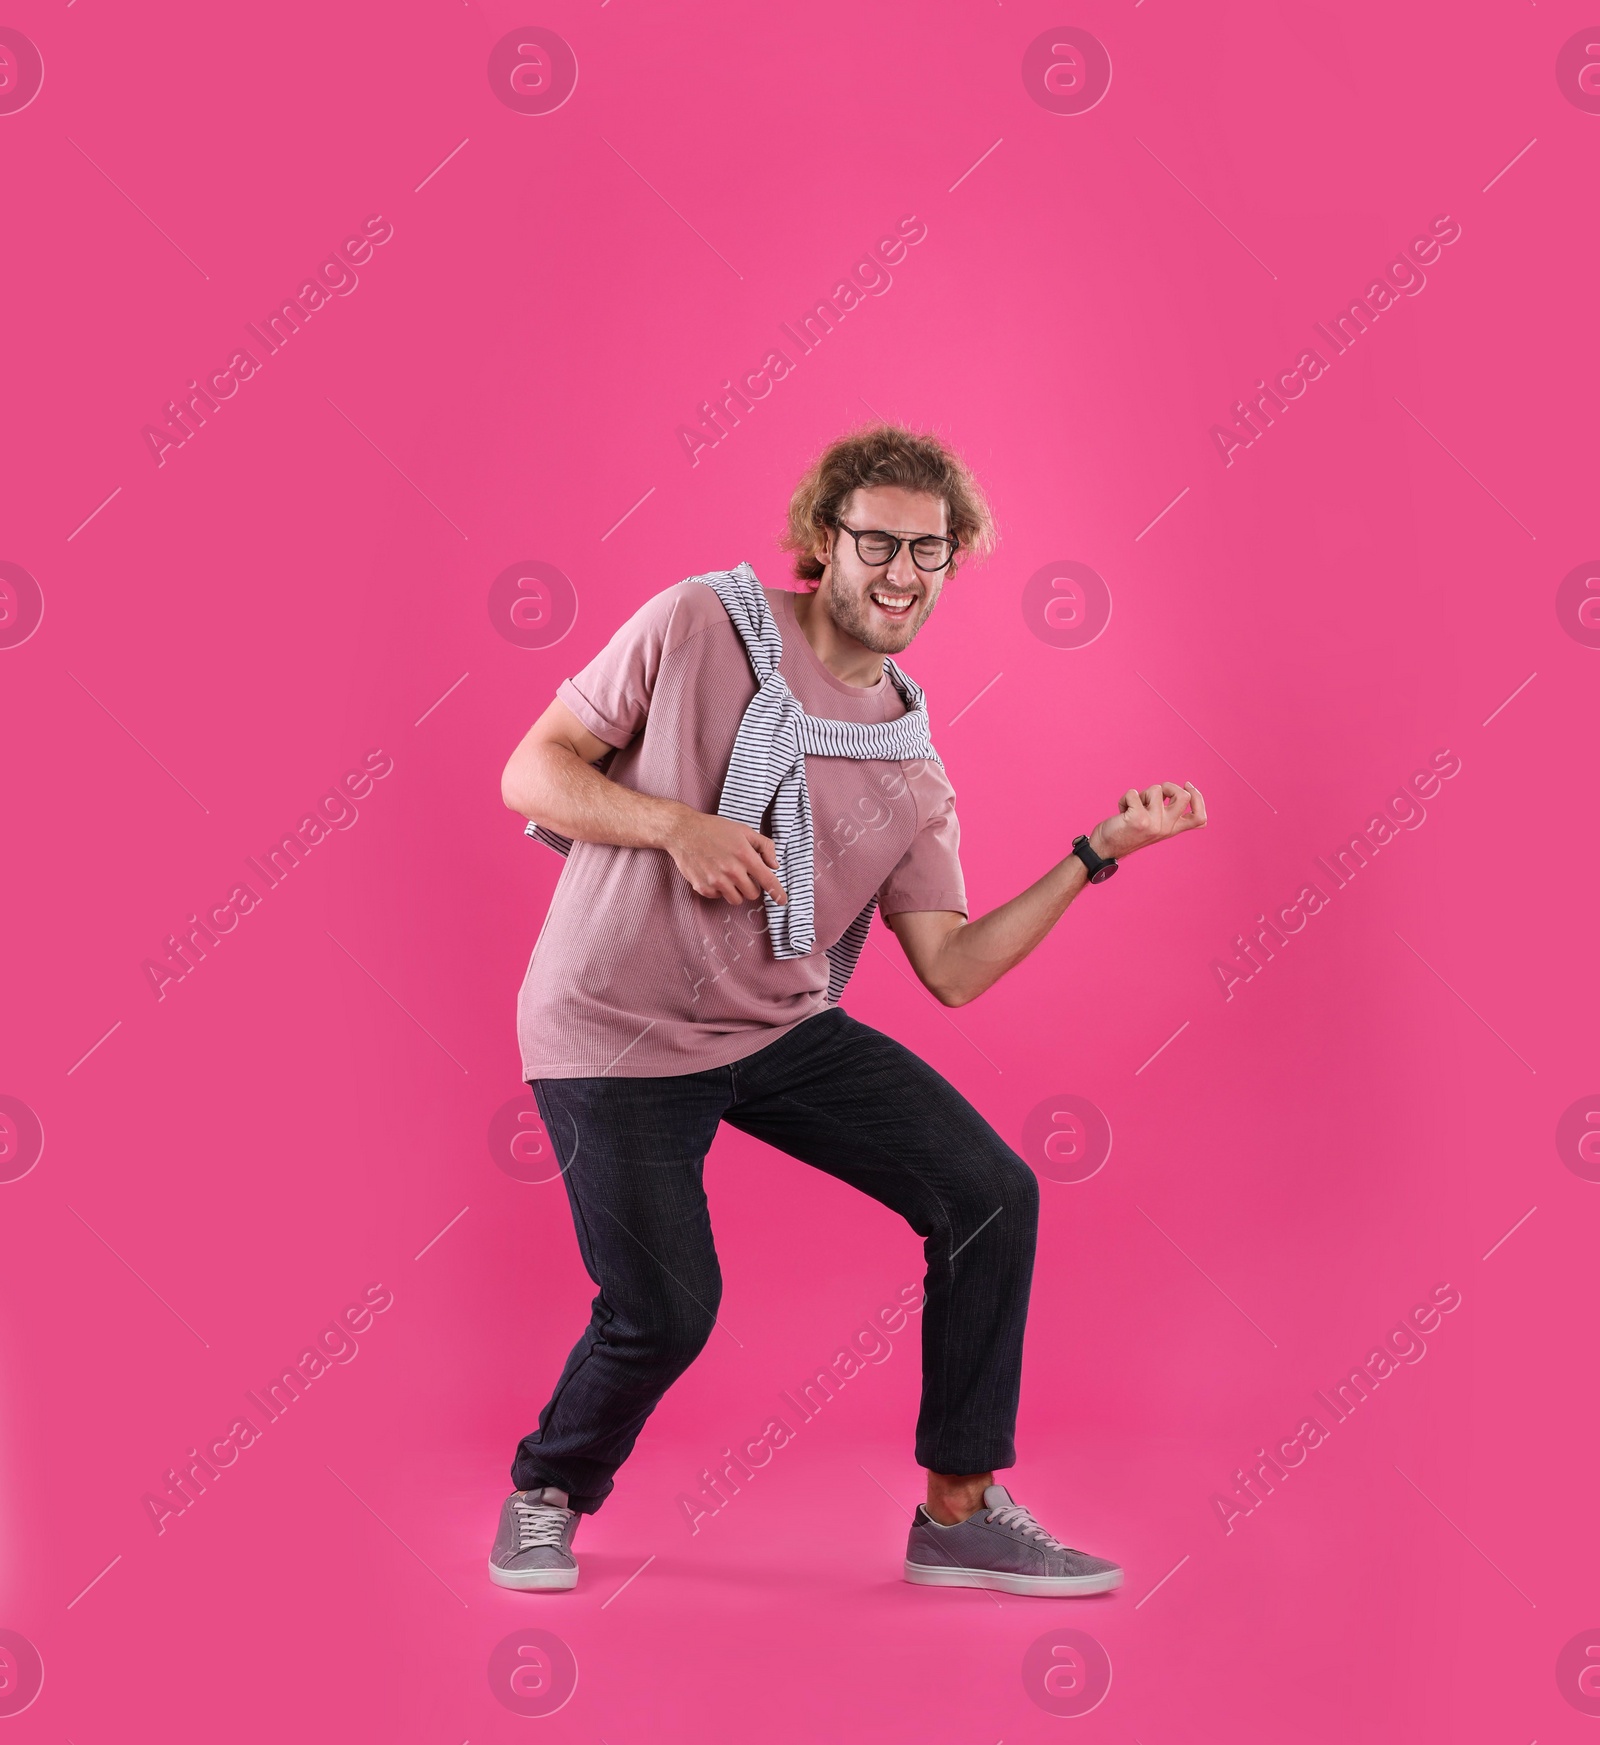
[{"left": 885, "top": 541, "right": 920, "bottom": 589}]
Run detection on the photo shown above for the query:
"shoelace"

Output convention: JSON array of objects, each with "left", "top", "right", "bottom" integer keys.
[
  {"left": 514, "top": 1497, "right": 573, "bottom": 1550},
  {"left": 986, "top": 1500, "right": 1074, "bottom": 1551}
]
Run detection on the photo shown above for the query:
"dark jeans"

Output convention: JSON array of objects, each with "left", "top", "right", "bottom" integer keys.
[{"left": 513, "top": 1007, "right": 1039, "bottom": 1513}]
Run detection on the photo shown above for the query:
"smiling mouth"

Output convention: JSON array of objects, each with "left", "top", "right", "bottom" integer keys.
[{"left": 868, "top": 588, "right": 918, "bottom": 620}]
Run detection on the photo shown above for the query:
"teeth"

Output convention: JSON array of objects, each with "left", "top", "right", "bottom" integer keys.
[{"left": 871, "top": 592, "right": 913, "bottom": 610}]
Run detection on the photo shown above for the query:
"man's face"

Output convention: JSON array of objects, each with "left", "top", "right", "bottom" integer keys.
[{"left": 810, "top": 487, "right": 951, "bottom": 655}]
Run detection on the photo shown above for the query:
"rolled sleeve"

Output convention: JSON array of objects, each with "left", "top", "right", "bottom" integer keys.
[
  {"left": 556, "top": 677, "right": 637, "bottom": 750},
  {"left": 552, "top": 587, "right": 693, "bottom": 750},
  {"left": 877, "top": 773, "right": 967, "bottom": 918}
]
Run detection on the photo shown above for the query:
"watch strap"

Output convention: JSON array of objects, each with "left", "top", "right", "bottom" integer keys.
[{"left": 1071, "top": 833, "right": 1119, "bottom": 883}]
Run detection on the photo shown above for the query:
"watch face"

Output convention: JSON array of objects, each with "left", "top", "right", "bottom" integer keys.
[{"left": 1090, "top": 862, "right": 1117, "bottom": 883}]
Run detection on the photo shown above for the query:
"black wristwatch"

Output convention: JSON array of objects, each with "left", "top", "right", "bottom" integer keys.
[{"left": 1071, "top": 833, "right": 1119, "bottom": 884}]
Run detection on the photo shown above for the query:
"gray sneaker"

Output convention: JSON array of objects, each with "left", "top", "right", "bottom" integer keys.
[
  {"left": 488, "top": 1486, "right": 580, "bottom": 1590},
  {"left": 904, "top": 1484, "right": 1123, "bottom": 1596}
]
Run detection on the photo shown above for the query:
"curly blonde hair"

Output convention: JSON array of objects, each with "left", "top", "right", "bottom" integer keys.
[{"left": 780, "top": 423, "right": 997, "bottom": 583}]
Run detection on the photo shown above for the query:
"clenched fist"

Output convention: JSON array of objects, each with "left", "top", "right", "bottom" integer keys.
[
  {"left": 1090, "top": 782, "right": 1208, "bottom": 860},
  {"left": 665, "top": 808, "right": 789, "bottom": 906}
]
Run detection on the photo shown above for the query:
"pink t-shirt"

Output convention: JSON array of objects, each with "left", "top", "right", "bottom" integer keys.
[{"left": 516, "top": 577, "right": 967, "bottom": 1079}]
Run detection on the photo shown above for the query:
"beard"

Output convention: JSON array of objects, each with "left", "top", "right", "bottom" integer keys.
[{"left": 820, "top": 567, "right": 942, "bottom": 655}]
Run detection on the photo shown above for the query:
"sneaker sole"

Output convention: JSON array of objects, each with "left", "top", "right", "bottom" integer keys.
[
  {"left": 903, "top": 1558, "right": 1123, "bottom": 1597},
  {"left": 487, "top": 1559, "right": 579, "bottom": 1591}
]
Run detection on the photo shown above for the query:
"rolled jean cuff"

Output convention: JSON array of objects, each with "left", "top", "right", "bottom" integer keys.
[
  {"left": 509, "top": 1454, "right": 611, "bottom": 1515},
  {"left": 915, "top": 1436, "right": 1016, "bottom": 1476}
]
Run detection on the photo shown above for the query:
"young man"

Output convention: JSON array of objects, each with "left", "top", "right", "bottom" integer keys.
[{"left": 494, "top": 425, "right": 1206, "bottom": 1597}]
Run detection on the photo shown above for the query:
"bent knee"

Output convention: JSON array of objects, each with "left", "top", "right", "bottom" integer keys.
[
  {"left": 614, "top": 1292, "right": 721, "bottom": 1371},
  {"left": 1006, "top": 1150, "right": 1041, "bottom": 1224},
  {"left": 959, "top": 1143, "right": 1039, "bottom": 1235},
  {"left": 655, "top": 1323, "right": 717, "bottom": 1371}
]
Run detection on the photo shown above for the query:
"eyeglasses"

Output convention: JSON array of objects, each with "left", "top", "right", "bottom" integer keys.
[{"left": 835, "top": 522, "right": 959, "bottom": 573}]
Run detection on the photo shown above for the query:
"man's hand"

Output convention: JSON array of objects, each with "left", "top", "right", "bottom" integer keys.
[
  {"left": 889, "top": 781, "right": 1209, "bottom": 1008},
  {"left": 503, "top": 701, "right": 789, "bottom": 908},
  {"left": 1089, "top": 781, "right": 1208, "bottom": 860},
  {"left": 664, "top": 808, "right": 788, "bottom": 906}
]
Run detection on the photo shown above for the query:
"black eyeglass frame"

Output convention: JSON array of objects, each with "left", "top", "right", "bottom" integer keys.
[{"left": 833, "top": 521, "right": 960, "bottom": 574}]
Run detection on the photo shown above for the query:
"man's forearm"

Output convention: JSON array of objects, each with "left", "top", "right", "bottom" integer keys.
[
  {"left": 504, "top": 707, "right": 788, "bottom": 906},
  {"left": 934, "top": 854, "right": 1093, "bottom": 1003},
  {"left": 506, "top": 741, "right": 684, "bottom": 851},
  {"left": 902, "top": 824, "right": 1115, "bottom": 1007}
]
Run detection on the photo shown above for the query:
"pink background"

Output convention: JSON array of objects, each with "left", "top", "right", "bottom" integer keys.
[{"left": 2, "top": 0, "right": 1597, "bottom": 1738}]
